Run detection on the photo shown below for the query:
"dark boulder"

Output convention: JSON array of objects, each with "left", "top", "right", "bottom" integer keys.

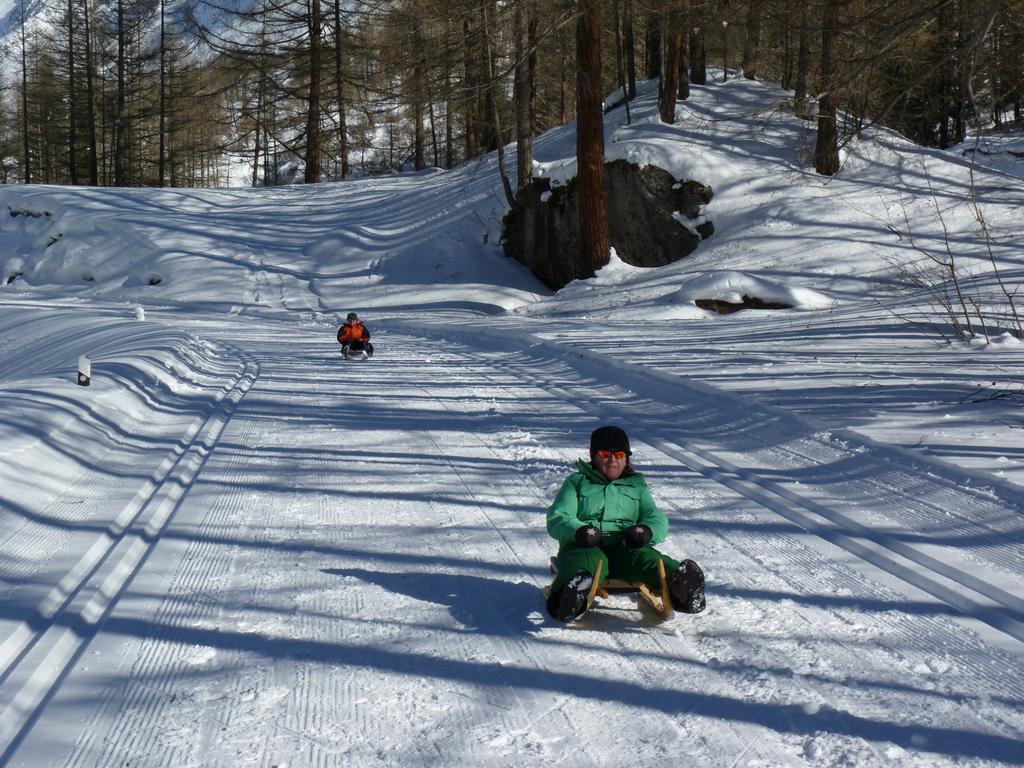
[
  {"left": 694, "top": 296, "right": 794, "bottom": 314},
  {"left": 502, "top": 159, "right": 713, "bottom": 290}
]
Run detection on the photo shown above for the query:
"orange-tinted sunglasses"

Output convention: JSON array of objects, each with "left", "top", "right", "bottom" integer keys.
[{"left": 595, "top": 449, "right": 628, "bottom": 460}]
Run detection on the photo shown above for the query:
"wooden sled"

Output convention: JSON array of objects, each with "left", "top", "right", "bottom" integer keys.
[
  {"left": 597, "top": 559, "right": 674, "bottom": 620},
  {"left": 550, "top": 557, "right": 674, "bottom": 621}
]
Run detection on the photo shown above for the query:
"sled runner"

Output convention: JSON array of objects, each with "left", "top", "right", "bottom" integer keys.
[
  {"left": 546, "top": 556, "right": 673, "bottom": 621},
  {"left": 598, "top": 558, "right": 673, "bottom": 620}
]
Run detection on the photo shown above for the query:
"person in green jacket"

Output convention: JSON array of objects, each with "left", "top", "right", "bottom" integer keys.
[{"left": 545, "top": 425, "right": 706, "bottom": 622}]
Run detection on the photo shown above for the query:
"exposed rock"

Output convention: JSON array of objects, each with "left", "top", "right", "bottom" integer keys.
[
  {"left": 502, "top": 159, "right": 713, "bottom": 290},
  {"left": 695, "top": 295, "right": 794, "bottom": 314}
]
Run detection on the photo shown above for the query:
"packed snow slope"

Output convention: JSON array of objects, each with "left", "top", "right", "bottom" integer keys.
[{"left": 0, "top": 74, "right": 1023, "bottom": 767}]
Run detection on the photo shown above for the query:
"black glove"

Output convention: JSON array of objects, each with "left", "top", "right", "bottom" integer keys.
[
  {"left": 623, "top": 524, "right": 652, "bottom": 548},
  {"left": 574, "top": 525, "right": 603, "bottom": 547}
]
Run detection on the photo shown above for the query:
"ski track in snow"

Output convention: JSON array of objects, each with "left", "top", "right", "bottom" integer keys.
[
  {"left": 0, "top": 338, "right": 258, "bottom": 764},
  {"left": 0, "top": 314, "right": 1020, "bottom": 767}
]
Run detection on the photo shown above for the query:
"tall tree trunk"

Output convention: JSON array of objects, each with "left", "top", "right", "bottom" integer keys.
[
  {"left": 444, "top": 14, "right": 454, "bottom": 167},
  {"left": 304, "top": 0, "right": 322, "bottom": 183},
  {"left": 956, "top": 0, "right": 1004, "bottom": 142},
  {"left": 413, "top": 94, "right": 425, "bottom": 170},
  {"left": 690, "top": 22, "right": 706, "bottom": 85},
  {"left": 661, "top": 2, "right": 682, "bottom": 122},
  {"left": 82, "top": 0, "right": 98, "bottom": 185},
  {"left": 645, "top": 11, "right": 661, "bottom": 79},
  {"left": 624, "top": 0, "right": 637, "bottom": 98},
  {"left": 254, "top": 10, "right": 269, "bottom": 186},
  {"left": 158, "top": 0, "right": 166, "bottom": 187},
  {"left": 528, "top": 0, "right": 538, "bottom": 133},
  {"left": 814, "top": 1, "right": 840, "bottom": 175},
  {"left": 1013, "top": 11, "right": 1023, "bottom": 124},
  {"left": 462, "top": 18, "right": 478, "bottom": 158},
  {"left": 67, "top": 0, "right": 79, "bottom": 184},
  {"left": 952, "top": 2, "right": 968, "bottom": 143},
  {"left": 793, "top": 7, "right": 810, "bottom": 116},
  {"left": 412, "top": 18, "right": 425, "bottom": 171},
  {"left": 938, "top": 4, "right": 954, "bottom": 147},
  {"left": 559, "top": 21, "right": 570, "bottom": 123},
  {"left": 741, "top": 0, "right": 761, "bottom": 79},
  {"left": 990, "top": 20, "right": 1002, "bottom": 127},
  {"left": 114, "top": 0, "right": 126, "bottom": 185},
  {"left": 428, "top": 100, "right": 439, "bottom": 167},
  {"left": 613, "top": 0, "right": 632, "bottom": 123},
  {"left": 613, "top": 0, "right": 625, "bottom": 95},
  {"left": 481, "top": 0, "right": 514, "bottom": 206},
  {"left": 478, "top": 0, "right": 499, "bottom": 152},
  {"left": 576, "top": 0, "right": 609, "bottom": 273},
  {"left": 253, "top": 80, "right": 263, "bottom": 187},
  {"left": 781, "top": 0, "right": 793, "bottom": 88},
  {"left": 20, "top": 0, "right": 30, "bottom": 183},
  {"left": 514, "top": 0, "right": 533, "bottom": 193},
  {"left": 333, "top": 0, "right": 349, "bottom": 178},
  {"left": 677, "top": 0, "right": 690, "bottom": 100},
  {"left": 722, "top": 19, "right": 730, "bottom": 81}
]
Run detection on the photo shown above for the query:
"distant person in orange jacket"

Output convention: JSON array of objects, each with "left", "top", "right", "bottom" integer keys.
[{"left": 337, "top": 312, "right": 374, "bottom": 359}]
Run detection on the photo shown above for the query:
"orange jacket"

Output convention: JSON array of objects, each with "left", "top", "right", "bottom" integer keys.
[{"left": 337, "top": 321, "right": 370, "bottom": 343}]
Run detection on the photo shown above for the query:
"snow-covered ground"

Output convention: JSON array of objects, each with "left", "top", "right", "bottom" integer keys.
[{"left": 0, "top": 74, "right": 1022, "bottom": 767}]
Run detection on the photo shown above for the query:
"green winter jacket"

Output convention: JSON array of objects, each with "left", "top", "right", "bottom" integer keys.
[{"left": 546, "top": 460, "right": 669, "bottom": 546}]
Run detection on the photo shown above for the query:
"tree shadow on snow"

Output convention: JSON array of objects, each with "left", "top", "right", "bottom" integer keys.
[{"left": 322, "top": 567, "right": 541, "bottom": 636}]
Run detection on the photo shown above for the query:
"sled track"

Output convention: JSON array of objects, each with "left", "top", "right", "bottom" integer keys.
[
  {"left": 401, "top": 346, "right": 812, "bottom": 767},
  {"left": 0, "top": 339, "right": 247, "bottom": 560},
  {"left": 415, "top": 336, "right": 1024, "bottom": 761},
  {"left": 409, "top": 339, "right": 1021, "bottom": 763},
  {"left": 0, "top": 348, "right": 258, "bottom": 764},
  {"left": 648, "top": 433, "right": 1024, "bottom": 643},
  {"left": 391, "top": 325, "right": 1024, "bottom": 650},
  {"left": 58, "top": 338, "right": 413, "bottom": 768},
  {"left": 424, "top": 329, "right": 1024, "bottom": 651}
]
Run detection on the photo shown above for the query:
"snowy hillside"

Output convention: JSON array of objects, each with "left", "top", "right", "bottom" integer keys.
[{"left": 0, "top": 74, "right": 1023, "bottom": 767}]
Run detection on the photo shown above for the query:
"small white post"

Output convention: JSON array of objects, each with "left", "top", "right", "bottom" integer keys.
[{"left": 77, "top": 355, "right": 91, "bottom": 386}]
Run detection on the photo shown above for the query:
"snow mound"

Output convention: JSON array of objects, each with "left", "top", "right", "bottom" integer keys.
[
  {"left": 585, "top": 249, "right": 641, "bottom": 286},
  {"left": 949, "top": 131, "right": 1024, "bottom": 181},
  {"left": 0, "top": 199, "right": 159, "bottom": 288},
  {"left": 677, "top": 270, "right": 834, "bottom": 311}
]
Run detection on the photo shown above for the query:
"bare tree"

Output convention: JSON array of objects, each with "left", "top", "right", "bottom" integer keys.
[
  {"left": 66, "top": 0, "right": 79, "bottom": 183},
  {"left": 461, "top": 16, "right": 479, "bottom": 159},
  {"left": 157, "top": 0, "right": 167, "bottom": 185},
  {"left": 645, "top": 7, "right": 661, "bottom": 79},
  {"left": 792, "top": 4, "right": 810, "bottom": 117},
  {"left": 304, "top": 0, "right": 322, "bottom": 182},
  {"left": 410, "top": 15, "right": 426, "bottom": 171},
  {"left": 813, "top": 0, "right": 840, "bottom": 175},
  {"left": 332, "top": 0, "right": 349, "bottom": 178},
  {"left": 514, "top": 0, "right": 535, "bottom": 192},
  {"left": 576, "top": 0, "right": 609, "bottom": 273},
  {"left": 676, "top": 0, "right": 690, "bottom": 101},
  {"left": 481, "top": 0, "right": 513, "bottom": 204},
  {"left": 82, "top": 0, "right": 99, "bottom": 184},
  {"left": 741, "top": 0, "right": 761, "bottom": 79},
  {"left": 624, "top": 0, "right": 637, "bottom": 98},
  {"left": 661, "top": 1, "right": 683, "bottom": 122},
  {"left": 114, "top": 0, "right": 126, "bottom": 184},
  {"left": 690, "top": 19, "right": 706, "bottom": 85},
  {"left": 20, "top": 0, "right": 31, "bottom": 183}
]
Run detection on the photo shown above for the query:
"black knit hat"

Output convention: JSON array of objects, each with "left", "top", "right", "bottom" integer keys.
[
  {"left": 346, "top": 312, "right": 358, "bottom": 322},
  {"left": 590, "top": 425, "right": 630, "bottom": 455}
]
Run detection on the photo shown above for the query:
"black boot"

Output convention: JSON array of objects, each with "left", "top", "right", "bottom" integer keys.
[
  {"left": 669, "top": 559, "right": 706, "bottom": 614},
  {"left": 547, "top": 570, "right": 594, "bottom": 622}
]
